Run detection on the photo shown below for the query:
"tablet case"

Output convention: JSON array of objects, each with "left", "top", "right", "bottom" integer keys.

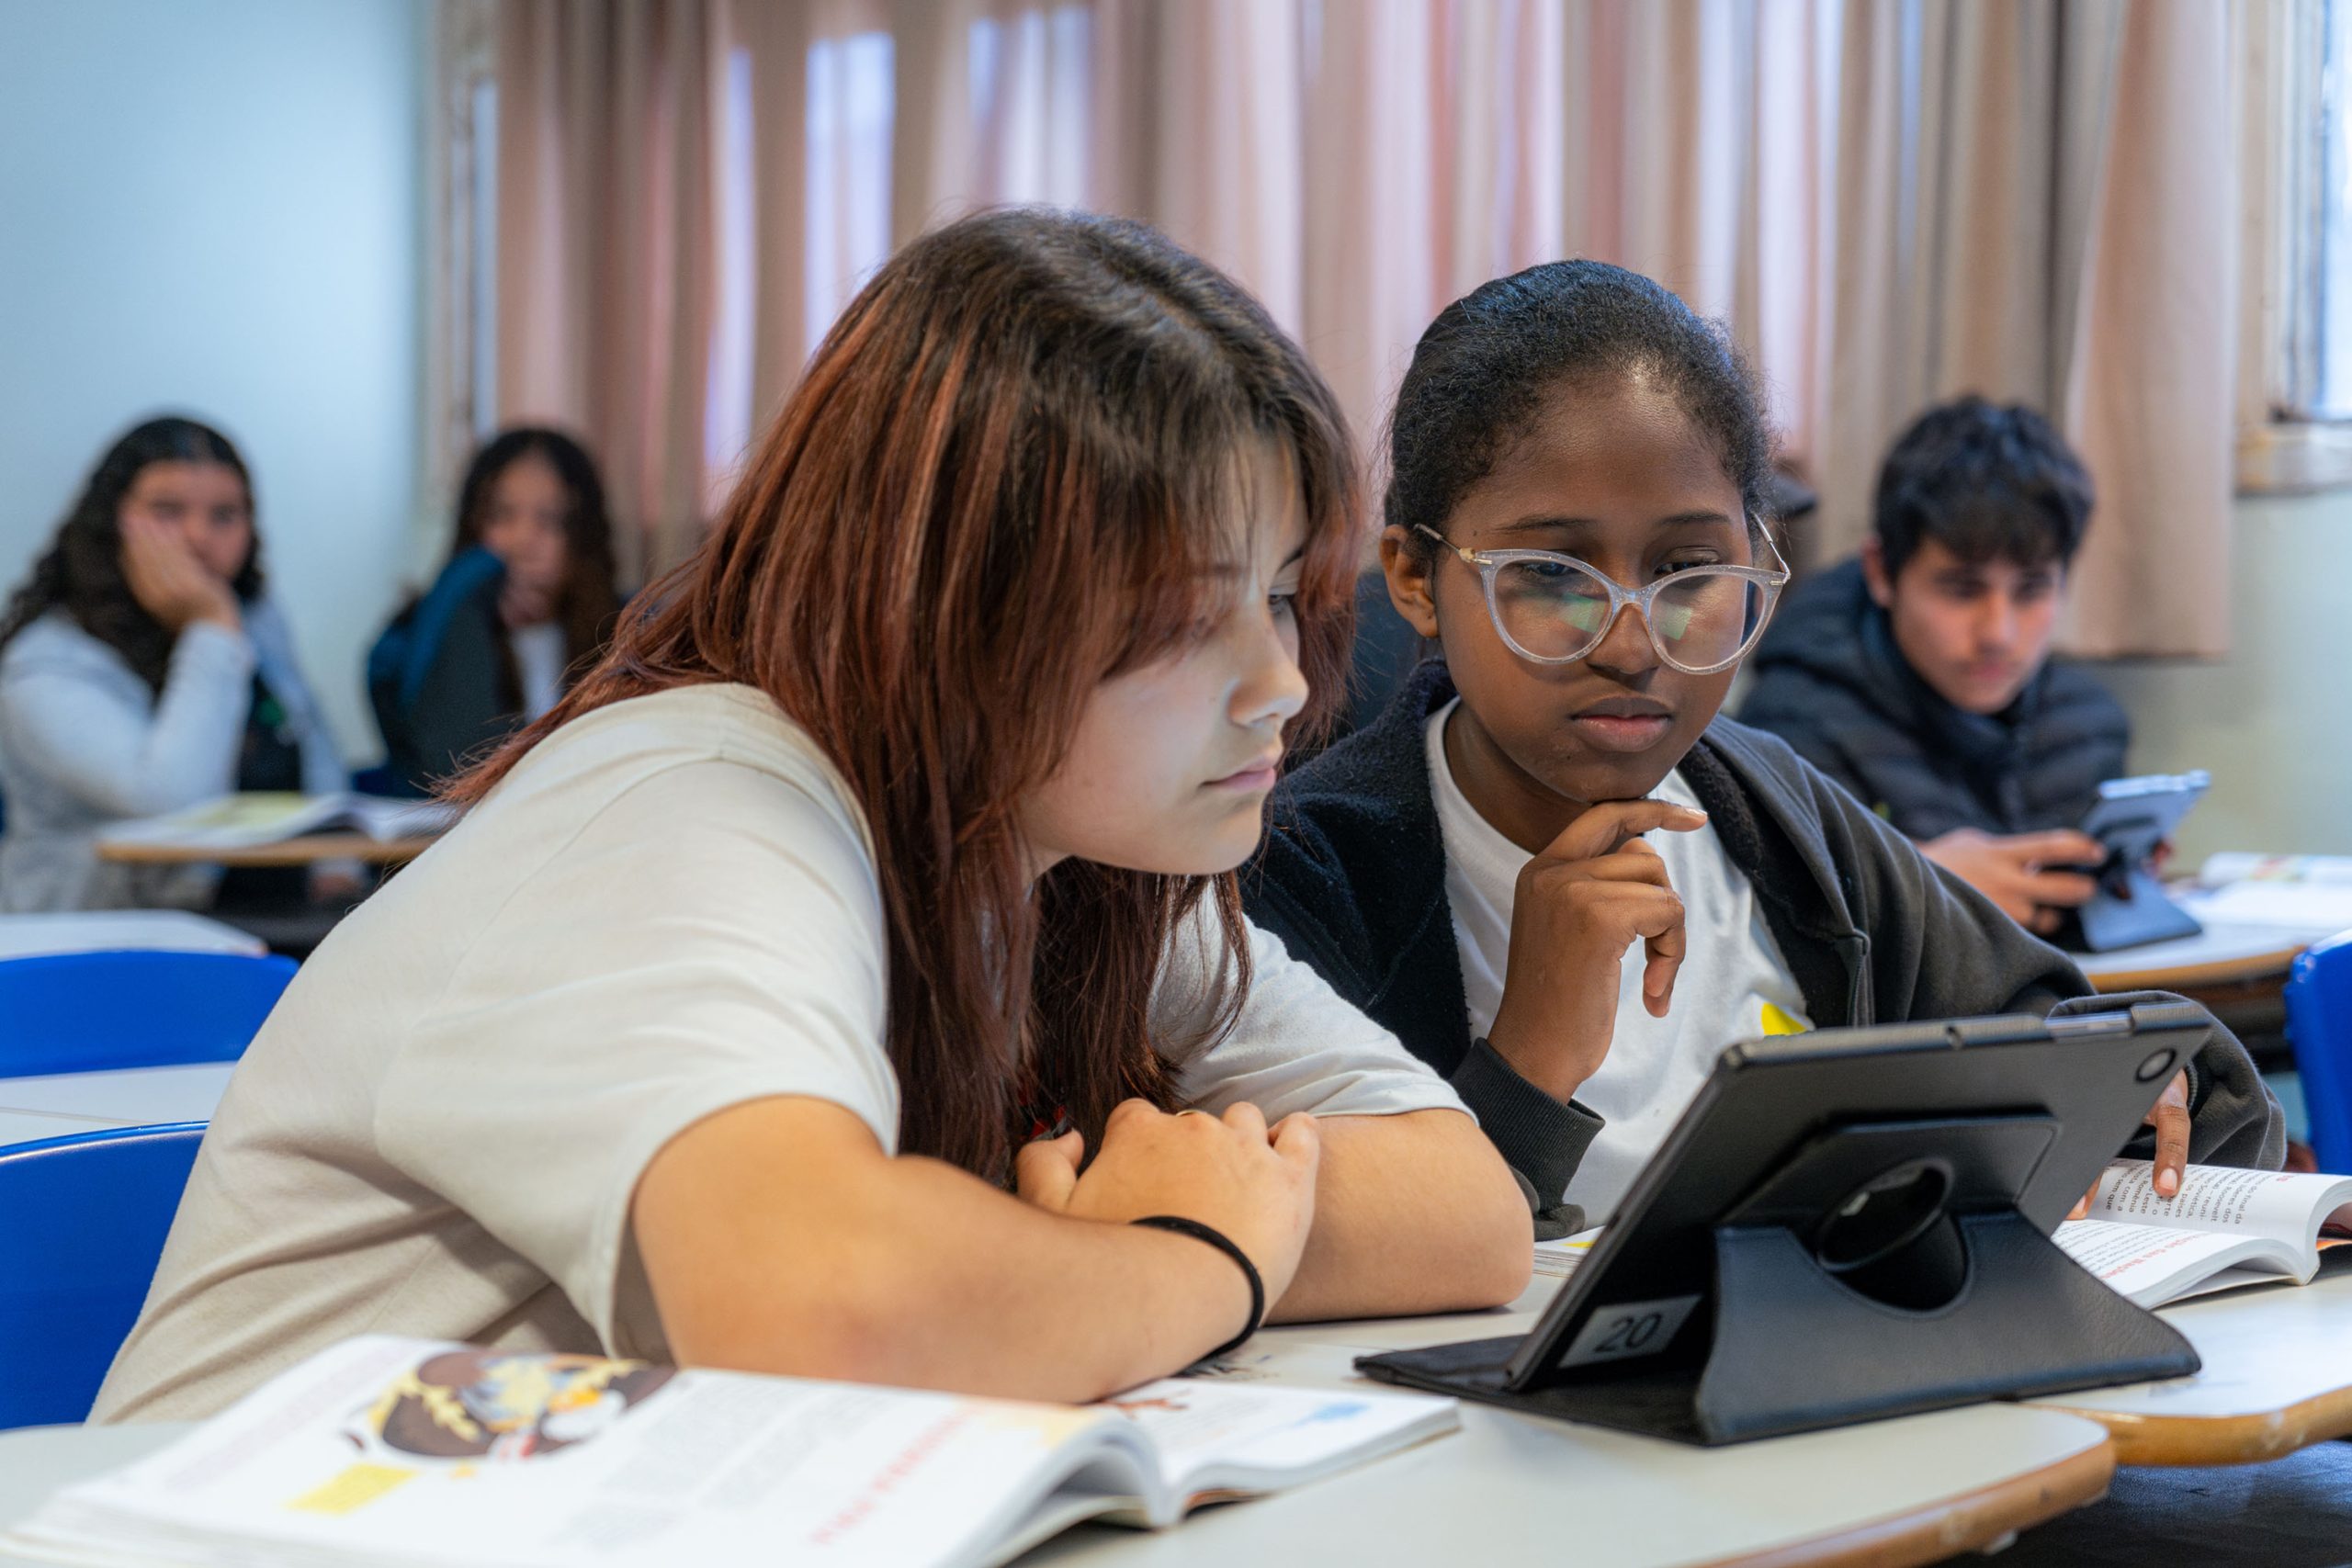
[
  {"left": 1359, "top": 1114, "right": 2199, "bottom": 1445},
  {"left": 2073, "top": 862, "right": 2203, "bottom": 953}
]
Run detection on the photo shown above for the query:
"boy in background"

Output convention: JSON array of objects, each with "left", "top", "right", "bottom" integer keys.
[{"left": 1740, "top": 397, "right": 2125, "bottom": 936}]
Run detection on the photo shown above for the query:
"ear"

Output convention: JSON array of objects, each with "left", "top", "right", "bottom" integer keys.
[
  {"left": 1860, "top": 536, "right": 1894, "bottom": 609},
  {"left": 1379, "top": 525, "right": 1442, "bottom": 640}
]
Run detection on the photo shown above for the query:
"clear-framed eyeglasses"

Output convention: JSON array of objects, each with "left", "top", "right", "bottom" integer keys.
[{"left": 1416, "top": 519, "right": 1790, "bottom": 675}]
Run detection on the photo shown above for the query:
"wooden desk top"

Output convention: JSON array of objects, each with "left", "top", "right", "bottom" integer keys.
[
  {"left": 2073, "top": 918, "right": 2319, "bottom": 993},
  {"left": 93, "top": 834, "right": 435, "bottom": 868},
  {"left": 2030, "top": 1268, "right": 2352, "bottom": 1465}
]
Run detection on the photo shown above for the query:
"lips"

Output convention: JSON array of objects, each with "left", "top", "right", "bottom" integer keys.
[
  {"left": 1567, "top": 697, "right": 1675, "bottom": 755},
  {"left": 1206, "top": 752, "right": 1283, "bottom": 790}
]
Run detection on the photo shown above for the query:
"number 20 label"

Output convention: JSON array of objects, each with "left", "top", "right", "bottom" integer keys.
[{"left": 1557, "top": 1295, "right": 1702, "bottom": 1369}]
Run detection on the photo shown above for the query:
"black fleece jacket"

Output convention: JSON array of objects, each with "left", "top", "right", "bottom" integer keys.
[
  {"left": 1736, "top": 558, "right": 2132, "bottom": 840},
  {"left": 1243, "top": 661, "right": 2282, "bottom": 1232}
]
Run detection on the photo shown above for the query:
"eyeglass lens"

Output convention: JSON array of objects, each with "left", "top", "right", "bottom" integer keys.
[{"left": 1489, "top": 559, "right": 1770, "bottom": 671}]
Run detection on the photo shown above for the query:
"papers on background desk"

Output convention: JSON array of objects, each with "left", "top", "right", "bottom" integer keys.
[
  {"left": 97, "top": 792, "right": 454, "bottom": 852},
  {"left": 2192, "top": 853, "right": 2352, "bottom": 931}
]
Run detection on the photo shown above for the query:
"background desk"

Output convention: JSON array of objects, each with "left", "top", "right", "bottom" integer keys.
[
  {"left": 2075, "top": 918, "right": 2321, "bottom": 995},
  {"left": 2030, "top": 1268, "right": 2352, "bottom": 1465},
  {"left": 93, "top": 835, "right": 435, "bottom": 868},
  {"left": 0, "top": 912, "right": 264, "bottom": 960},
  {"left": 0, "top": 1063, "right": 232, "bottom": 1146}
]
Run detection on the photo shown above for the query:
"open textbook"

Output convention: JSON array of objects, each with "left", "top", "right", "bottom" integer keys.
[
  {"left": 2056, "top": 1159, "right": 2352, "bottom": 1309},
  {"left": 3, "top": 1337, "right": 1457, "bottom": 1568},
  {"left": 96, "top": 792, "right": 456, "bottom": 852}
]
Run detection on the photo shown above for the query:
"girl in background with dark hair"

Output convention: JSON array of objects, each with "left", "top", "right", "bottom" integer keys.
[
  {"left": 368, "top": 427, "right": 624, "bottom": 794},
  {"left": 0, "top": 416, "right": 346, "bottom": 912},
  {"left": 97, "top": 210, "right": 1526, "bottom": 1423},
  {"left": 1244, "top": 260, "right": 2280, "bottom": 1236}
]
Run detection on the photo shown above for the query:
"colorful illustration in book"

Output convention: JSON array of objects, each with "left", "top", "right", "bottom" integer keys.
[{"left": 347, "top": 1349, "right": 673, "bottom": 1462}]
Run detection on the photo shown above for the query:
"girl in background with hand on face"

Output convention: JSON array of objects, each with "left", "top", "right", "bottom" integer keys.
[
  {"left": 368, "top": 428, "right": 623, "bottom": 795},
  {"left": 96, "top": 211, "right": 1528, "bottom": 1425},
  {"left": 1245, "top": 261, "right": 2280, "bottom": 1236},
  {"left": 0, "top": 416, "right": 346, "bottom": 914}
]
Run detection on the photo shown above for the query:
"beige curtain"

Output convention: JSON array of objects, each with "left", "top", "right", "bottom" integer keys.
[
  {"left": 493, "top": 0, "right": 719, "bottom": 581},
  {"left": 483, "top": 0, "right": 2241, "bottom": 649},
  {"left": 1804, "top": 0, "right": 2237, "bottom": 656}
]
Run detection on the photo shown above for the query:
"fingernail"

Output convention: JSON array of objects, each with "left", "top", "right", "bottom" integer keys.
[{"left": 2157, "top": 1169, "right": 2179, "bottom": 1197}]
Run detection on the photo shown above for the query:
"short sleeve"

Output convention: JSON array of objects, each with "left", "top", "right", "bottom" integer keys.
[
  {"left": 1153, "top": 904, "right": 1470, "bottom": 1122},
  {"left": 375, "top": 754, "right": 901, "bottom": 1347}
]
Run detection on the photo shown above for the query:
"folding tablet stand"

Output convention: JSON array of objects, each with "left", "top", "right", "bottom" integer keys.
[
  {"left": 1363, "top": 1116, "right": 2200, "bottom": 1445},
  {"left": 2075, "top": 861, "right": 2204, "bottom": 953}
]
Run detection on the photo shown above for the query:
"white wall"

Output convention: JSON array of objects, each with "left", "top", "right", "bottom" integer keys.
[
  {"left": 0, "top": 0, "right": 423, "bottom": 761},
  {"left": 2097, "top": 489, "right": 2352, "bottom": 863}
]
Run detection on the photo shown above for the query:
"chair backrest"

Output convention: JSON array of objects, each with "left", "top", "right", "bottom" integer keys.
[
  {"left": 2284, "top": 931, "right": 2352, "bottom": 1176},
  {"left": 0, "top": 950, "right": 296, "bottom": 1077},
  {"left": 0, "top": 1122, "right": 204, "bottom": 1428}
]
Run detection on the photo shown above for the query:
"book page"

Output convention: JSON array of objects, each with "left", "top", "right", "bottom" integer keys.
[
  {"left": 2086, "top": 1161, "right": 2352, "bottom": 1251},
  {"left": 346, "top": 795, "right": 458, "bottom": 841},
  {"left": 1533, "top": 1225, "right": 1604, "bottom": 1281},
  {"left": 8, "top": 1337, "right": 1134, "bottom": 1568},
  {"left": 1084, "top": 1378, "right": 1454, "bottom": 1513},
  {"left": 2055, "top": 1220, "right": 2289, "bottom": 1308}
]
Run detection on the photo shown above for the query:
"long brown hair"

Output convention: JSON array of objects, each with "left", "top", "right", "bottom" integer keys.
[
  {"left": 0, "top": 416, "right": 265, "bottom": 693},
  {"left": 447, "top": 426, "right": 624, "bottom": 703},
  {"left": 450, "top": 210, "right": 1362, "bottom": 1179}
]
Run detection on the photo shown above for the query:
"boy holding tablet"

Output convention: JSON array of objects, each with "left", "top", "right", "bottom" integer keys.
[{"left": 1739, "top": 398, "right": 2132, "bottom": 936}]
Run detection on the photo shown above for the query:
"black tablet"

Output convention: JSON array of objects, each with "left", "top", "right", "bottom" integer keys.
[
  {"left": 2081, "top": 770, "right": 2210, "bottom": 863},
  {"left": 2068, "top": 771, "right": 2210, "bottom": 952},
  {"left": 1357, "top": 1002, "right": 2211, "bottom": 1443}
]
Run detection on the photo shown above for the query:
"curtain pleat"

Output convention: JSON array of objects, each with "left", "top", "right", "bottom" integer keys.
[{"left": 485, "top": 0, "right": 2242, "bottom": 651}]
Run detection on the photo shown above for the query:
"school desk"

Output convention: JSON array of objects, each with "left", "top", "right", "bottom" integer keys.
[
  {"left": 93, "top": 833, "right": 435, "bottom": 868},
  {"left": 0, "top": 1257, "right": 2120, "bottom": 1566},
  {"left": 0, "top": 1063, "right": 232, "bottom": 1145},
  {"left": 0, "top": 911, "right": 265, "bottom": 961},
  {"left": 0, "top": 1398, "right": 2114, "bottom": 1568},
  {"left": 2028, "top": 1266, "right": 2352, "bottom": 1465},
  {"left": 1010, "top": 1258, "right": 2116, "bottom": 1567},
  {"left": 2074, "top": 918, "right": 2320, "bottom": 996}
]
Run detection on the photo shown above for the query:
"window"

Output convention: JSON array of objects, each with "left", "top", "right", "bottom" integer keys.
[{"left": 2313, "top": 0, "right": 2352, "bottom": 416}]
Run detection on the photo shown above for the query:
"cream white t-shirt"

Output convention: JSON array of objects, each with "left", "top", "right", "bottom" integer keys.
[
  {"left": 1426, "top": 701, "right": 1811, "bottom": 1220},
  {"left": 96, "top": 685, "right": 1466, "bottom": 1422}
]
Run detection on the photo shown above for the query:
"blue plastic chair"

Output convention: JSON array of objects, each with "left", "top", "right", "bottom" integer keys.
[
  {"left": 0, "top": 1122, "right": 204, "bottom": 1428},
  {"left": 0, "top": 949, "right": 295, "bottom": 1077},
  {"left": 2284, "top": 932, "right": 2352, "bottom": 1177}
]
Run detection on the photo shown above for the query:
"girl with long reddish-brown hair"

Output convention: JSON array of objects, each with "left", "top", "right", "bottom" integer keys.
[{"left": 97, "top": 209, "right": 1528, "bottom": 1422}]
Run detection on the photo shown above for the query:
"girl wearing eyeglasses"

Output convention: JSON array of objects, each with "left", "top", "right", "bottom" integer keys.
[
  {"left": 1245, "top": 260, "right": 2280, "bottom": 1236},
  {"left": 96, "top": 211, "right": 1529, "bottom": 1424}
]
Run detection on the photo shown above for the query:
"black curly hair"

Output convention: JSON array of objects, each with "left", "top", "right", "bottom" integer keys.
[
  {"left": 1386, "top": 259, "right": 1774, "bottom": 567},
  {"left": 0, "top": 416, "right": 264, "bottom": 693},
  {"left": 1871, "top": 395, "right": 2093, "bottom": 577}
]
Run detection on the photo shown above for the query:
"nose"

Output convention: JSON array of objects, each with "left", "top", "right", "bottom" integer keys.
[
  {"left": 1231, "top": 609, "right": 1309, "bottom": 731},
  {"left": 1584, "top": 599, "right": 1661, "bottom": 680},
  {"left": 1978, "top": 594, "right": 2020, "bottom": 654}
]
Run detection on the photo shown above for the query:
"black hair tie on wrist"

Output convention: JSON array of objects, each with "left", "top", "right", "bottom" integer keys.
[{"left": 1131, "top": 1214, "right": 1266, "bottom": 1361}]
